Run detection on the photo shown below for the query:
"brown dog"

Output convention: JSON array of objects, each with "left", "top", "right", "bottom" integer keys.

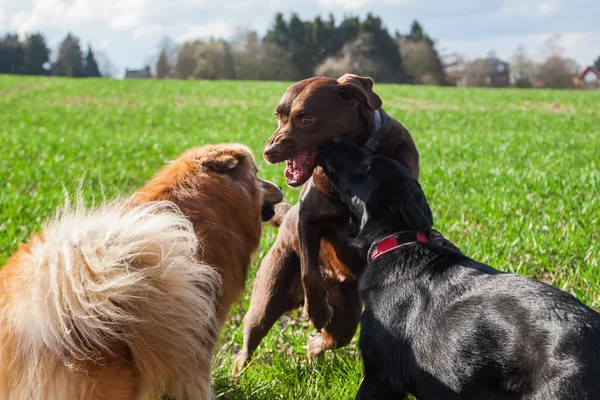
[
  {"left": 233, "top": 74, "right": 446, "bottom": 373},
  {"left": 0, "top": 144, "right": 283, "bottom": 399}
]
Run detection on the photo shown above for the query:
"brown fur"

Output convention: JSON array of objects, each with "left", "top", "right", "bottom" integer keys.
[
  {"left": 234, "top": 75, "right": 458, "bottom": 373},
  {"left": 0, "top": 143, "right": 282, "bottom": 399},
  {"left": 133, "top": 144, "right": 283, "bottom": 325}
]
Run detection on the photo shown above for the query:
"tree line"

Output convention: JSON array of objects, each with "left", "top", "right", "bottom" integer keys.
[
  {"left": 0, "top": 32, "right": 103, "bottom": 77},
  {"left": 2, "top": 12, "right": 598, "bottom": 89},
  {"left": 506, "top": 35, "right": 593, "bottom": 89},
  {"left": 155, "top": 14, "right": 448, "bottom": 85}
]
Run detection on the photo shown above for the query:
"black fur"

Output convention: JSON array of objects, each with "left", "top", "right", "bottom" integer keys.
[{"left": 322, "top": 135, "right": 600, "bottom": 400}]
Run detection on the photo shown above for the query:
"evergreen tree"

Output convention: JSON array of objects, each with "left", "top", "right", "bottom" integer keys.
[
  {"left": 397, "top": 20, "right": 447, "bottom": 85},
  {"left": 0, "top": 34, "right": 25, "bottom": 74},
  {"left": 53, "top": 33, "right": 85, "bottom": 77},
  {"left": 337, "top": 16, "right": 361, "bottom": 44},
  {"left": 407, "top": 21, "right": 424, "bottom": 41},
  {"left": 594, "top": 56, "right": 600, "bottom": 71},
  {"left": 84, "top": 45, "right": 101, "bottom": 77},
  {"left": 360, "top": 13, "right": 408, "bottom": 82},
  {"left": 264, "top": 13, "right": 407, "bottom": 81},
  {"left": 23, "top": 33, "right": 50, "bottom": 75},
  {"left": 264, "top": 13, "right": 289, "bottom": 48}
]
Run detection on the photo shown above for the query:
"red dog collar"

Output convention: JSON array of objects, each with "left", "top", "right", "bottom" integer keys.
[{"left": 368, "top": 231, "right": 429, "bottom": 262}]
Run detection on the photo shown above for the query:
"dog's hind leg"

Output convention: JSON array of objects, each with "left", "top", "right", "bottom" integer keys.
[
  {"left": 307, "top": 279, "right": 361, "bottom": 355},
  {"left": 232, "top": 245, "right": 303, "bottom": 375}
]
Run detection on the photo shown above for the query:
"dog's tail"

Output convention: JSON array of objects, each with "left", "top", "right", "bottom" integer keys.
[
  {"left": 268, "top": 202, "right": 293, "bottom": 227},
  {"left": 2, "top": 199, "right": 221, "bottom": 397}
]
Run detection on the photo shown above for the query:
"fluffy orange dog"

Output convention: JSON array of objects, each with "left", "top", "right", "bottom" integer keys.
[{"left": 0, "top": 144, "right": 283, "bottom": 400}]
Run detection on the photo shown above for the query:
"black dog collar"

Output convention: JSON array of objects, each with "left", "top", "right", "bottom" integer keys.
[
  {"left": 362, "top": 110, "right": 393, "bottom": 155},
  {"left": 368, "top": 231, "right": 429, "bottom": 262}
]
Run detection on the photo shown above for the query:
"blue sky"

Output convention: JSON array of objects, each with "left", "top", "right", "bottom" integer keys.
[{"left": 1, "top": 0, "right": 598, "bottom": 77}]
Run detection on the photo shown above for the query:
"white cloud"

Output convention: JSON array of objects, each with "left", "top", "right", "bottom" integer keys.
[
  {"left": 316, "top": 0, "right": 372, "bottom": 10},
  {"left": 10, "top": 0, "right": 67, "bottom": 34},
  {"left": 133, "top": 24, "right": 164, "bottom": 39},
  {"left": 8, "top": 0, "right": 156, "bottom": 34},
  {"left": 63, "top": 0, "right": 97, "bottom": 21},
  {"left": 382, "top": 0, "right": 416, "bottom": 4},
  {"left": 177, "top": 21, "right": 235, "bottom": 42},
  {"left": 0, "top": 8, "right": 5, "bottom": 23},
  {"left": 99, "top": 39, "right": 109, "bottom": 49},
  {"left": 498, "top": 0, "right": 562, "bottom": 17},
  {"left": 535, "top": 1, "right": 560, "bottom": 16},
  {"left": 110, "top": 13, "right": 141, "bottom": 29}
]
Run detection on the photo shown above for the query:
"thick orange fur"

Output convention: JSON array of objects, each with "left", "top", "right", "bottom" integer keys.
[{"left": 0, "top": 143, "right": 282, "bottom": 400}]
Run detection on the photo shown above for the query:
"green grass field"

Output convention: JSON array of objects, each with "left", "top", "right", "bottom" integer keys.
[{"left": 1, "top": 75, "right": 599, "bottom": 399}]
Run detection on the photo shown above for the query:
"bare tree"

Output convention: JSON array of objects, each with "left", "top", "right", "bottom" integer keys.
[
  {"left": 397, "top": 36, "right": 446, "bottom": 85},
  {"left": 536, "top": 54, "right": 580, "bottom": 89},
  {"left": 174, "top": 39, "right": 236, "bottom": 80},
  {"left": 540, "top": 34, "right": 564, "bottom": 58},
  {"left": 149, "top": 36, "right": 179, "bottom": 78},
  {"left": 156, "top": 50, "right": 170, "bottom": 79},
  {"left": 231, "top": 29, "right": 297, "bottom": 81},
  {"left": 464, "top": 59, "right": 489, "bottom": 87},
  {"left": 94, "top": 50, "right": 117, "bottom": 78},
  {"left": 196, "top": 39, "right": 236, "bottom": 80},
  {"left": 175, "top": 41, "right": 199, "bottom": 79},
  {"left": 510, "top": 45, "right": 537, "bottom": 88},
  {"left": 315, "top": 33, "right": 394, "bottom": 82},
  {"left": 442, "top": 52, "right": 468, "bottom": 86}
]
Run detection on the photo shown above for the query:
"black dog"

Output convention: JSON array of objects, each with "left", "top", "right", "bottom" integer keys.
[{"left": 322, "top": 135, "right": 600, "bottom": 400}]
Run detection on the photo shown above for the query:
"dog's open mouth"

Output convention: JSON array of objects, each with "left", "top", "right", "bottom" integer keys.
[{"left": 284, "top": 149, "right": 318, "bottom": 187}]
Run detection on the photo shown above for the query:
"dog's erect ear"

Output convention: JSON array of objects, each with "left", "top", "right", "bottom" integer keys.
[
  {"left": 337, "top": 74, "right": 382, "bottom": 110},
  {"left": 202, "top": 154, "right": 239, "bottom": 173}
]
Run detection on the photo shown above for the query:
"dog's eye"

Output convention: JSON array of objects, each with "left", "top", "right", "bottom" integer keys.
[{"left": 301, "top": 117, "right": 313, "bottom": 125}]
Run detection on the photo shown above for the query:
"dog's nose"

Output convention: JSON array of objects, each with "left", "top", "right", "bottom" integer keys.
[{"left": 263, "top": 144, "right": 283, "bottom": 163}]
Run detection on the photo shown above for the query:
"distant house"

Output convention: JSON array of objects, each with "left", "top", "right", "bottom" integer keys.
[
  {"left": 125, "top": 66, "right": 152, "bottom": 79},
  {"left": 573, "top": 66, "right": 600, "bottom": 89},
  {"left": 465, "top": 58, "right": 510, "bottom": 88}
]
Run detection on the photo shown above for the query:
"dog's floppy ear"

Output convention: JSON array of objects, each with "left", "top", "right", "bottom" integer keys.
[
  {"left": 400, "top": 180, "right": 434, "bottom": 231},
  {"left": 202, "top": 154, "right": 239, "bottom": 173},
  {"left": 337, "top": 73, "right": 382, "bottom": 110}
]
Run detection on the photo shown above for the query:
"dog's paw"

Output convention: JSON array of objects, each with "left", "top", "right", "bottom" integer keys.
[
  {"left": 232, "top": 351, "right": 248, "bottom": 376},
  {"left": 303, "top": 299, "right": 333, "bottom": 331},
  {"left": 306, "top": 334, "right": 326, "bottom": 356}
]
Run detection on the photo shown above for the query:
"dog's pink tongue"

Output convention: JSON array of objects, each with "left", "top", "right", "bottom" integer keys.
[{"left": 284, "top": 149, "right": 317, "bottom": 186}]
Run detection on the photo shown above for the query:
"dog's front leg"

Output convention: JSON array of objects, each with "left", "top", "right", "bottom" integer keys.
[
  {"left": 356, "top": 377, "right": 406, "bottom": 400},
  {"left": 298, "top": 216, "right": 332, "bottom": 331}
]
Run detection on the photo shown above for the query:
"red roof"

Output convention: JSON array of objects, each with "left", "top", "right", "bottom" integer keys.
[{"left": 575, "top": 66, "right": 600, "bottom": 80}]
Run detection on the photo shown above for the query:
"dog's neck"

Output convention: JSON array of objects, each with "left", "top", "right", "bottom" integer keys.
[
  {"left": 367, "top": 231, "right": 429, "bottom": 263},
  {"left": 359, "top": 237, "right": 465, "bottom": 293}
]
